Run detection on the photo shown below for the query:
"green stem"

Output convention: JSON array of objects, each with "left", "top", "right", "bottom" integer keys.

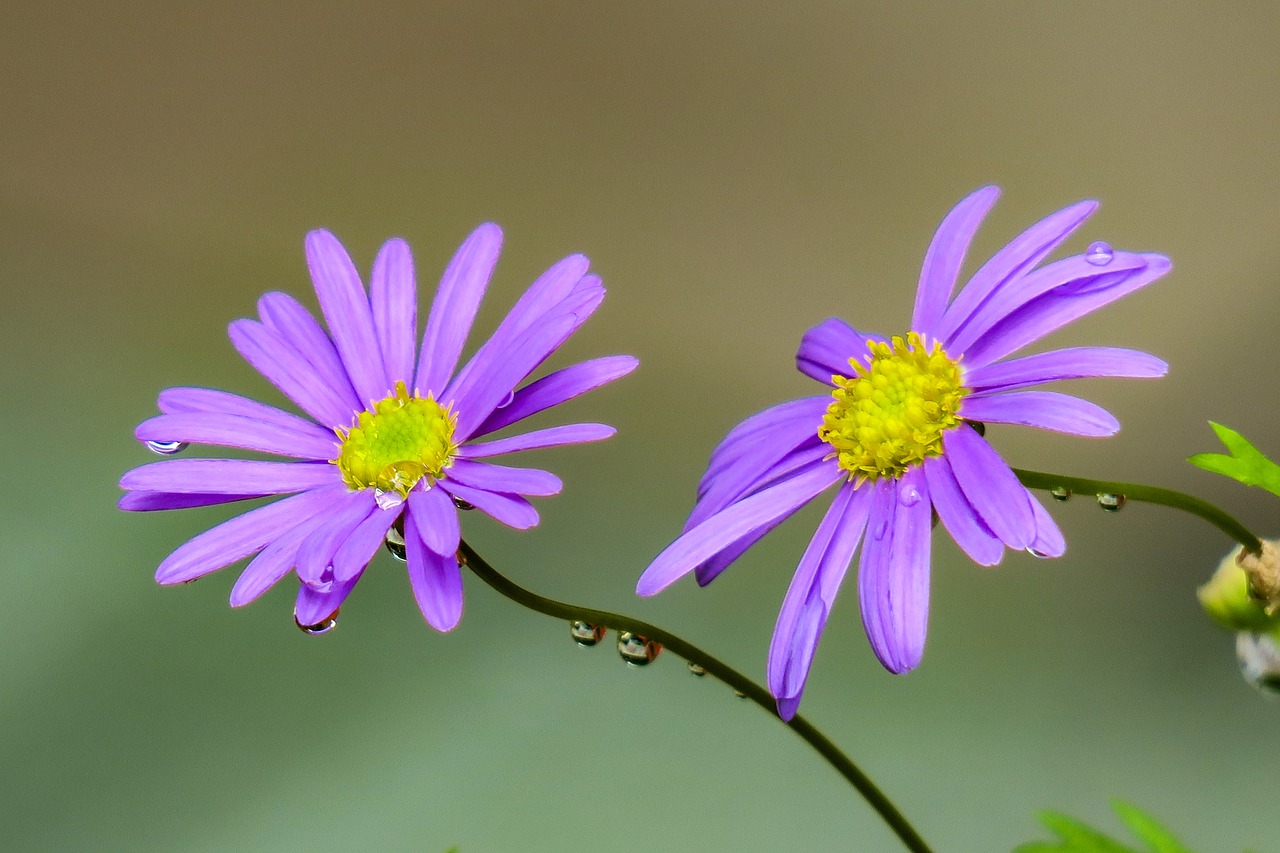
[
  {"left": 459, "top": 540, "right": 935, "bottom": 853},
  {"left": 1012, "top": 467, "right": 1263, "bottom": 555}
]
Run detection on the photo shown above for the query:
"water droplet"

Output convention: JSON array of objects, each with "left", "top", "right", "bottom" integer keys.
[
  {"left": 1096, "top": 493, "right": 1126, "bottom": 512},
  {"left": 873, "top": 518, "right": 889, "bottom": 540},
  {"left": 496, "top": 390, "right": 515, "bottom": 408},
  {"left": 1025, "top": 548, "right": 1049, "bottom": 559},
  {"left": 374, "top": 489, "right": 405, "bottom": 511},
  {"left": 452, "top": 496, "right": 474, "bottom": 511},
  {"left": 181, "top": 577, "right": 200, "bottom": 585},
  {"left": 569, "top": 620, "right": 606, "bottom": 646},
  {"left": 1050, "top": 487, "right": 1071, "bottom": 502},
  {"left": 1085, "top": 241, "right": 1114, "bottom": 266},
  {"left": 687, "top": 662, "right": 707, "bottom": 677},
  {"left": 295, "top": 608, "right": 339, "bottom": 635},
  {"left": 616, "top": 631, "right": 662, "bottom": 666},
  {"left": 1237, "top": 632, "right": 1280, "bottom": 695},
  {"left": 145, "top": 440, "right": 188, "bottom": 455},
  {"left": 899, "top": 485, "right": 921, "bottom": 507},
  {"left": 384, "top": 527, "right": 407, "bottom": 561},
  {"left": 732, "top": 688, "right": 747, "bottom": 699},
  {"left": 968, "top": 420, "right": 986, "bottom": 437}
]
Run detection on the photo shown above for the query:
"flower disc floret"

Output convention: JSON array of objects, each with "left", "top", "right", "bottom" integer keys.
[
  {"left": 335, "top": 381, "right": 457, "bottom": 495},
  {"left": 818, "top": 332, "right": 967, "bottom": 482}
]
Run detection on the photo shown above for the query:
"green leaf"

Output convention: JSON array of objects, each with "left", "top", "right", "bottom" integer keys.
[
  {"left": 1013, "top": 802, "right": 1196, "bottom": 853},
  {"left": 1188, "top": 422, "right": 1280, "bottom": 500}
]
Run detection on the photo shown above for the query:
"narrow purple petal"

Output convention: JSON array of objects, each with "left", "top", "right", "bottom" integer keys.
[
  {"left": 153, "top": 484, "right": 347, "bottom": 584},
  {"left": 257, "top": 291, "right": 362, "bottom": 413},
  {"left": 795, "top": 318, "right": 881, "bottom": 385},
  {"left": 370, "top": 237, "right": 418, "bottom": 385},
  {"left": 769, "top": 481, "right": 873, "bottom": 720},
  {"left": 408, "top": 486, "right": 461, "bottom": 557},
  {"left": 228, "top": 319, "right": 358, "bottom": 428},
  {"left": 121, "top": 459, "right": 338, "bottom": 495},
  {"left": 471, "top": 356, "right": 638, "bottom": 438},
  {"left": 457, "top": 423, "right": 616, "bottom": 458},
  {"left": 332, "top": 506, "right": 401, "bottom": 582},
  {"left": 637, "top": 461, "right": 843, "bottom": 596},
  {"left": 414, "top": 224, "right": 503, "bottom": 394},
  {"left": 922, "top": 455, "right": 1003, "bottom": 567},
  {"left": 120, "top": 491, "right": 266, "bottom": 512},
  {"left": 962, "top": 254, "right": 1171, "bottom": 369},
  {"left": 305, "top": 229, "right": 389, "bottom": 405},
  {"left": 294, "top": 571, "right": 361, "bottom": 627},
  {"left": 699, "top": 396, "right": 830, "bottom": 497},
  {"left": 693, "top": 514, "right": 789, "bottom": 587},
  {"left": 136, "top": 412, "right": 339, "bottom": 460},
  {"left": 438, "top": 481, "right": 539, "bottom": 529},
  {"left": 961, "top": 391, "right": 1119, "bottom": 437},
  {"left": 935, "top": 200, "right": 1099, "bottom": 344},
  {"left": 943, "top": 252, "right": 1148, "bottom": 356},
  {"left": 689, "top": 441, "right": 830, "bottom": 532},
  {"left": 964, "top": 346, "right": 1168, "bottom": 393},
  {"left": 230, "top": 500, "right": 342, "bottom": 606},
  {"left": 406, "top": 511, "right": 464, "bottom": 631},
  {"left": 1028, "top": 492, "right": 1066, "bottom": 558},
  {"left": 295, "top": 490, "right": 376, "bottom": 587},
  {"left": 157, "top": 387, "right": 320, "bottom": 433},
  {"left": 911, "top": 186, "right": 1001, "bottom": 339},
  {"left": 857, "top": 470, "right": 932, "bottom": 674},
  {"left": 448, "top": 458, "right": 561, "bottom": 497},
  {"left": 944, "top": 426, "right": 1035, "bottom": 549}
]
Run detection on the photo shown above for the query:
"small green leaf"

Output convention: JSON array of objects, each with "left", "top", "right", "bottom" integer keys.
[
  {"left": 1014, "top": 802, "right": 1197, "bottom": 853},
  {"left": 1188, "top": 422, "right": 1280, "bottom": 500}
]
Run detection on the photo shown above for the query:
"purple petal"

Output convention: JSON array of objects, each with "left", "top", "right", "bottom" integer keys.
[
  {"left": 769, "top": 481, "right": 872, "bottom": 720},
  {"left": 961, "top": 391, "right": 1119, "bottom": 437},
  {"left": 332, "top": 506, "right": 401, "bottom": 582},
  {"left": 294, "top": 571, "right": 361, "bottom": 627},
  {"left": 305, "top": 229, "right": 390, "bottom": 405},
  {"left": 447, "top": 458, "right": 561, "bottom": 497},
  {"left": 121, "top": 459, "right": 338, "bottom": 495},
  {"left": 964, "top": 346, "right": 1168, "bottom": 393},
  {"left": 407, "top": 486, "right": 461, "bottom": 557},
  {"left": 405, "top": 511, "right": 464, "bottom": 631},
  {"left": 935, "top": 200, "right": 1099, "bottom": 344},
  {"left": 136, "top": 412, "right": 339, "bottom": 460},
  {"left": 471, "top": 356, "right": 638, "bottom": 438},
  {"left": 693, "top": 513, "right": 789, "bottom": 587},
  {"left": 911, "top": 186, "right": 1001, "bottom": 339},
  {"left": 962, "top": 254, "right": 1171, "bottom": 369},
  {"left": 230, "top": 501, "right": 343, "bottom": 606},
  {"left": 153, "top": 484, "right": 347, "bottom": 584},
  {"left": 120, "top": 491, "right": 266, "bottom": 512},
  {"left": 943, "top": 426, "right": 1035, "bottom": 549},
  {"left": 690, "top": 440, "right": 830, "bottom": 532},
  {"left": 228, "top": 319, "right": 358, "bottom": 429},
  {"left": 1027, "top": 492, "right": 1066, "bottom": 558},
  {"left": 457, "top": 423, "right": 616, "bottom": 458},
  {"left": 857, "top": 470, "right": 932, "bottom": 674},
  {"left": 414, "top": 224, "right": 503, "bottom": 394},
  {"left": 943, "top": 252, "right": 1148, "bottom": 356},
  {"left": 637, "top": 461, "right": 843, "bottom": 596},
  {"left": 699, "top": 396, "right": 830, "bottom": 497},
  {"left": 370, "top": 237, "right": 419, "bottom": 386},
  {"left": 157, "top": 387, "right": 320, "bottom": 433},
  {"left": 438, "top": 481, "right": 539, "bottom": 529},
  {"left": 257, "top": 292, "right": 362, "bottom": 414},
  {"left": 922, "top": 455, "right": 1003, "bottom": 567},
  {"left": 295, "top": 490, "right": 376, "bottom": 587},
  {"left": 795, "top": 318, "right": 881, "bottom": 385}
]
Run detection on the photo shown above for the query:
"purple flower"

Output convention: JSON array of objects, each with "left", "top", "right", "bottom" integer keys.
[
  {"left": 121, "top": 225, "right": 636, "bottom": 632},
  {"left": 637, "top": 187, "right": 1169, "bottom": 719}
]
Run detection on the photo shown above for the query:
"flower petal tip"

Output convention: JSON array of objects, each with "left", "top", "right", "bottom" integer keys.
[{"left": 775, "top": 695, "right": 801, "bottom": 721}]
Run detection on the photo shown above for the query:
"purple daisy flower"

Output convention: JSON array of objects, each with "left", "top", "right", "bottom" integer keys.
[
  {"left": 121, "top": 225, "right": 636, "bottom": 632},
  {"left": 637, "top": 186, "right": 1170, "bottom": 719}
]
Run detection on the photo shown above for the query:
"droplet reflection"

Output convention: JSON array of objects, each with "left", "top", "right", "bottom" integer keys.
[
  {"left": 616, "top": 631, "right": 662, "bottom": 666},
  {"left": 569, "top": 620, "right": 606, "bottom": 646},
  {"left": 384, "top": 527, "right": 408, "bottom": 561},
  {"left": 295, "top": 608, "right": 339, "bottom": 635},
  {"left": 1096, "top": 493, "right": 1126, "bottom": 513},
  {"left": 687, "top": 662, "right": 707, "bottom": 677},
  {"left": 1084, "top": 241, "right": 1114, "bottom": 266},
  {"left": 145, "top": 440, "right": 188, "bottom": 455},
  {"left": 1050, "top": 487, "right": 1071, "bottom": 502}
]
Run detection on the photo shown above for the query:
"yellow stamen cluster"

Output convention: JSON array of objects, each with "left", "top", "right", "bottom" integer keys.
[
  {"left": 818, "top": 332, "right": 968, "bottom": 483},
  {"left": 334, "top": 381, "right": 457, "bottom": 495}
]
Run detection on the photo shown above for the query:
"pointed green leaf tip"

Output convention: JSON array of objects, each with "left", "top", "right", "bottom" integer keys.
[
  {"left": 1188, "top": 422, "right": 1280, "bottom": 499},
  {"left": 1013, "top": 801, "right": 1195, "bottom": 853}
]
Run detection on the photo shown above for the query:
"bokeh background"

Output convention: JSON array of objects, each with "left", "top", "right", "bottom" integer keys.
[{"left": 3, "top": 3, "right": 1279, "bottom": 851}]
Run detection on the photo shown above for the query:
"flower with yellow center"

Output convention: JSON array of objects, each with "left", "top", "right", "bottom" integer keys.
[{"left": 335, "top": 381, "right": 458, "bottom": 500}]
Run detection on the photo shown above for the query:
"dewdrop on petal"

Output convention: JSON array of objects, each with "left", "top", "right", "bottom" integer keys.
[{"left": 1198, "top": 540, "right": 1280, "bottom": 632}]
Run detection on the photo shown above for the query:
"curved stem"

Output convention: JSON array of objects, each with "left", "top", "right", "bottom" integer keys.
[
  {"left": 459, "top": 540, "right": 935, "bottom": 853},
  {"left": 1012, "top": 467, "right": 1263, "bottom": 555}
]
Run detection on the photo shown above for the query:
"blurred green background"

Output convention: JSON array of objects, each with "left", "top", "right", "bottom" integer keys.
[{"left": 3, "top": 2, "right": 1279, "bottom": 850}]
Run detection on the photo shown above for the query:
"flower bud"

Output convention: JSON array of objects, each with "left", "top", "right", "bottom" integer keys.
[{"left": 1198, "top": 541, "right": 1280, "bottom": 632}]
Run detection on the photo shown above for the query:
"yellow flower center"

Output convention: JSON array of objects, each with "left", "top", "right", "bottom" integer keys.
[
  {"left": 818, "top": 332, "right": 968, "bottom": 483},
  {"left": 334, "top": 381, "right": 457, "bottom": 496}
]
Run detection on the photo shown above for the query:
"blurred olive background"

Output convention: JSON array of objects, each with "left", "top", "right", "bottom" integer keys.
[{"left": 3, "top": 3, "right": 1279, "bottom": 851}]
